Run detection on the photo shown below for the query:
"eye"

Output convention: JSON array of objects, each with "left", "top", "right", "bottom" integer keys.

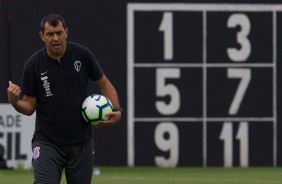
[
  {"left": 56, "top": 31, "right": 63, "bottom": 36},
  {"left": 46, "top": 32, "right": 54, "bottom": 37}
]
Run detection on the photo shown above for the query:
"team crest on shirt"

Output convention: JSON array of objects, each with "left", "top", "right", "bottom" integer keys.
[
  {"left": 33, "top": 146, "right": 40, "bottom": 159},
  {"left": 74, "top": 61, "right": 81, "bottom": 72}
]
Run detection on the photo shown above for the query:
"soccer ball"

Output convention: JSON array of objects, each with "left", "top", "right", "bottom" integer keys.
[{"left": 81, "top": 94, "right": 113, "bottom": 125}]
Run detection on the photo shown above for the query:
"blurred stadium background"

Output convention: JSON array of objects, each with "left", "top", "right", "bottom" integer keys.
[{"left": 1, "top": 0, "right": 282, "bottom": 182}]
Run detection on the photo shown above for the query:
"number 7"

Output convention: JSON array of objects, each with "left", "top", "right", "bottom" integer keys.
[{"left": 227, "top": 68, "right": 251, "bottom": 115}]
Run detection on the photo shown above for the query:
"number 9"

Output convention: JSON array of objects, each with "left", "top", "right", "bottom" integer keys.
[{"left": 154, "top": 122, "right": 179, "bottom": 167}]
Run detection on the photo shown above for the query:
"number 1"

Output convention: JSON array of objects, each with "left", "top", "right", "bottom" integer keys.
[{"left": 159, "top": 12, "right": 173, "bottom": 60}]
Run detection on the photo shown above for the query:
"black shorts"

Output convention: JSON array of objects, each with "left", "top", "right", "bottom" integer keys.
[{"left": 32, "top": 138, "right": 94, "bottom": 184}]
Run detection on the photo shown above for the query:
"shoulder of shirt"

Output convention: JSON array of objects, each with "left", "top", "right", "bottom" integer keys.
[
  {"left": 67, "top": 42, "right": 90, "bottom": 53},
  {"left": 67, "top": 42, "right": 97, "bottom": 62},
  {"left": 24, "top": 47, "right": 45, "bottom": 66}
]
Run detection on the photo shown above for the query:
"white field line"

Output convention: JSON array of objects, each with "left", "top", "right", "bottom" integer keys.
[{"left": 95, "top": 175, "right": 282, "bottom": 184}]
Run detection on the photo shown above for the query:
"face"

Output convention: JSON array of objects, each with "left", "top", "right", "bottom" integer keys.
[{"left": 39, "top": 21, "right": 68, "bottom": 59}]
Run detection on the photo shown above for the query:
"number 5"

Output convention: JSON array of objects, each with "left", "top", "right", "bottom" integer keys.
[{"left": 155, "top": 68, "right": 181, "bottom": 115}]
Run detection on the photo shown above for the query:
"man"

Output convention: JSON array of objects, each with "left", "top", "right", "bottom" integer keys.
[
  {"left": 0, "top": 155, "right": 12, "bottom": 170},
  {"left": 7, "top": 14, "right": 122, "bottom": 184}
]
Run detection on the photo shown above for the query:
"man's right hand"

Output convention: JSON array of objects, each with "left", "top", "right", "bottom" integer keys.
[{"left": 7, "top": 81, "right": 21, "bottom": 106}]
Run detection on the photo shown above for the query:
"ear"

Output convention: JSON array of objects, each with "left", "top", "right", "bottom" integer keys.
[{"left": 39, "top": 31, "right": 44, "bottom": 41}]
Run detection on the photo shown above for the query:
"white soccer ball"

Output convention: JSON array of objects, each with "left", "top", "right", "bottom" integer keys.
[{"left": 81, "top": 94, "right": 113, "bottom": 125}]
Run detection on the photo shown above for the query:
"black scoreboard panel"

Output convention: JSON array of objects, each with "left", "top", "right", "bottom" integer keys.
[
  {"left": 207, "top": 68, "right": 273, "bottom": 117},
  {"left": 127, "top": 4, "right": 278, "bottom": 167},
  {"left": 207, "top": 12, "right": 273, "bottom": 63},
  {"left": 134, "top": 68, "right": 203, "bottom": 117},
  {"left": 207, "top": 121, "right": 273, "bottom": 166},
  {"left": 134, "top": 11, "right": 203, "bottom": 62}
]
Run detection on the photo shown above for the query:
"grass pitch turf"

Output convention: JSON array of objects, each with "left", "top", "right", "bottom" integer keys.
[{"left": 0, "top": 167, "right": 282, "bottom": 184}]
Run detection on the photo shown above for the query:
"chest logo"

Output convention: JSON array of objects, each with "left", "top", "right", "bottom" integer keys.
[
  {"left": 74, "top": 61, "right": 81, "bottom": 72},
  {"left": 41, "top": 71, "right": 48, "bottom": 75}
]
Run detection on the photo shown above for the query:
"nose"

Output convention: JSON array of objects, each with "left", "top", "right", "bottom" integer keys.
[{"left": 53, "top": 33, "right": 59, "bottom": 41}]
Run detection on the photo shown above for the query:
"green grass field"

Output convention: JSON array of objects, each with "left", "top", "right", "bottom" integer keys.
[{"left": 0, "top": 167, "right": 282, "bottom": 184}]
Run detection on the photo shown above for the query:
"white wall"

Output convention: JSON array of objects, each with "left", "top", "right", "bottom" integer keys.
[{"left": 0, "top": 104, "right": 35, "bottom": 169}]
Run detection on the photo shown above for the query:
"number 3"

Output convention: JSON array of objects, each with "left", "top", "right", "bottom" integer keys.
[{"left": 227, "top": 14, "right": 251, "bottom": 62}]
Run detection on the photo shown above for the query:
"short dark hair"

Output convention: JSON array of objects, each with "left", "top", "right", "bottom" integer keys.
[{"left": 40, "top": 14, "right": 67, "bottom": 32}]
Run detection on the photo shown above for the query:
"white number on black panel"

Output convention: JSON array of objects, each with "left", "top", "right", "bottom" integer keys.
[
  {"left": 154, "top": 122, "right": 179, "bottom": 167},
  {"left": 227, "top": 68, "right": 251, "bottom": 115},
  {"left": 155, "top": 68, "right": 181, "bottom": 115},
  {"left": 227, "top": 14, "right": 251, "bottom": 62},
  {"left": 159, "top": 12, "right": 173, "bottom": 60},
  {"left": 220, "top": 122, "right": 249, "bottom": 167}
]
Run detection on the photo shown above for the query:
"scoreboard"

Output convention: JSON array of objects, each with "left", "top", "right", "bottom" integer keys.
[{"left": 127, "top": 3, "right": 281, "bottom": 167}]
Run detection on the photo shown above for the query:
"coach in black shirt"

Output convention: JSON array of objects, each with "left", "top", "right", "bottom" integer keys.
[{"left": 7, "top": 14, "right": 122, "bottom": 184}]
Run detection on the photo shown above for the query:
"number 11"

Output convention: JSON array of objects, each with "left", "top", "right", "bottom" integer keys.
[{"left": 220, "top": 122, "right": 249, "bottom": 167}]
